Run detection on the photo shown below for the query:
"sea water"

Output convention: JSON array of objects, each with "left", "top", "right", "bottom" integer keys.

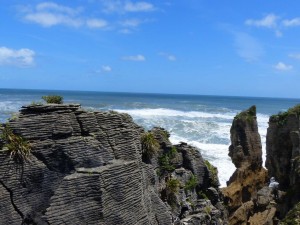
[{"left": 1, "top": 88, "right": 299, "bottom": 186}]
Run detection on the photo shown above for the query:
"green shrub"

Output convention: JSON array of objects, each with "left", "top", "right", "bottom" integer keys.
[
  {"left": 0, "top": 126, "right": 31, "bottom": 163},
  {"left": 234, "top": 105, "right": 256, "bottom": 123},
  {"left": 169, "top": 146, "right": 177, "bottom": 158},
  {"left": 198, "top": 190, "right": 209, "bottom": 200},
  {"left": 185, "top": 174, "right": 198, "bottom": 191},
  {"left": 270, "top": 104, "right": 300, "bottom": 126},
  {"left": 205, "top": 160, "right": 219, "bottom": 187},
  {"left": 141, "top": 132, "right": 159, "bottom": 159},
  {"left": 42, "top": 95, "right": 63, "bottom": 104},
  {"left": 166, "top": 178, "right": 181, "bottom": 194},
  {"left": 158, "top": 154, "right": 175, "bottom": 173}
]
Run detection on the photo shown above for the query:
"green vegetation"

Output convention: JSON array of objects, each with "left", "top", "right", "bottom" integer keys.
[
  {"left": 281, "top": 202, "right": 300, "bottom": 225},
  {"left": 205, "top": 160, "right": 219, "bottom": 187},
  {"left": 270, "top": 104, "right": 300, "bottom": 126},
  {"left": 7, "top": 113, "right": 19, "bottom": 122},
  {"left": 0, "top": 126, "right": 31, "bottom": 163},
  {"left": 165, "top": 178, "right": 181, "bottom": 206},
  {"left": 42, "top": 95, "right": 63, "bottom": 104},
  {"left": 166, "top": 178, "right": 181, "bottom": 194},
  {"left": 158, "top": 146, "right": 178, "bottom": 174},
  {"left": 158, "top": 153, "right": 175, "bottom": 173},
  {"left": 30, "top": 101, "right": 43, "bottom": 106},
  {"left": 198, "top": 190, "right": 209, "bottom": 200},
  {"left": 169, "top": 146, "right": 177, "bottom": 158},
  {"left": 159, "top": 129, "right": 170, "bottom": 139},
  {"left": 185, "top": 174, "right": 198, "bottom": 191},
  {"left": 234, "top": 105, "right": 256, "bottom": 123},
  {"left": 141, "top": 132, "right": 159, "bottom": 159}
]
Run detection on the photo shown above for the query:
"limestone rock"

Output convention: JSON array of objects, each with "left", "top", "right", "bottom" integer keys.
[
  {"left": 222, "top": 106, "right": 267, "bottom": 214},
  {"left": 0, "top": 103, "right": 227, "bottom": 224}
]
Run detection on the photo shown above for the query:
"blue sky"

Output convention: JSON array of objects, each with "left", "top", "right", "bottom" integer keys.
[{"left": 0, "top": 0, "right": 300, "bottom": 98}]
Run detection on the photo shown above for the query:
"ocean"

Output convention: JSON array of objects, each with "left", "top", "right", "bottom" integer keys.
[{"left": 1, "top": 88, "right": 299, "bottom": 186}]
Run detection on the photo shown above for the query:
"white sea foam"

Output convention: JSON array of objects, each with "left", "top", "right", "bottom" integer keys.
[
  {"left": 116, "top": 108, "right": 235, "bottom": 120},
  {"left": 117, "top": 107, "right": 270, "bottom": 187}
]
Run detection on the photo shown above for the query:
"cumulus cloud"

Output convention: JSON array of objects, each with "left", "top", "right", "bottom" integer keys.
[
  {"left": 245, "top": 14, "right": 278, "bottom": 28},
  {"left": 282, "top": 18, "right": 300, "bottom": 27},
  {"left": 22, "top": 2, "right": 107, "bottom": 29},
  {"left": 0, "top": 46, "right": 35, "bottom": 67},
  {"left": 159, "top": 52, "right": 176, "bottom": 61},
  {"left": 102, "top": 65, "right": 112, "bottom": 72},
  {"left": 234, "top": 32, "right": 264, "bottom": 61},
  {"left": 274, "top": 62, "right": 293, "bottom": 71},
  {"left": 122, "top": 54, "right": 145, "bottom": 61}
]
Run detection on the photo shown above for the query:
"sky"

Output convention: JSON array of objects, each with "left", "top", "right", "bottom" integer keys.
[{"left": 0, "top": 0, "right": 300, "bottom": 98}]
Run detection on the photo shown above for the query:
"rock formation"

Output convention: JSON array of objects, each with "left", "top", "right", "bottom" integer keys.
[
  {"left": 0, "top": 104, "right": 227, "bottom": 225},
  {"left": 266, "top": 104, "right": 300, "bottom": 219},
  {"left": 222, "top": 106, "right": 268, "bottom": 224}
]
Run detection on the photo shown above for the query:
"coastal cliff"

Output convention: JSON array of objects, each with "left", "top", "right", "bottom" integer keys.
[
  {"left": 223, "top": 105, "right": 300, "bottom": 225},
  {"left": 222, "top": 106, "right": 268, "bottom": 224},
  {"left": 266, "top": 104, "right": 300, "bottom": 220},
  {"left": 0, "top": 104, "right": 227, "bottom": 225}
]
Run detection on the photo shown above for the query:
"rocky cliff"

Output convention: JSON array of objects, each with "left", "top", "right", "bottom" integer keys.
[
  {"left": 222, "top": 106, "right": 270, "bottom": 224},
  {"left": 0, "top": 104, "right": 227, "bottom": 225},
  {"left": 223, "top": 104, "right": 300, "bottom": 225},
  {"left": 266, "top": 104, "right": 300, "bottom": 218}
]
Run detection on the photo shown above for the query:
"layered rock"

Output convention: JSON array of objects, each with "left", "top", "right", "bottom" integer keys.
[
  {"left": 222, "top": 106, "right": 268, "bottom": 224},
  {"left": 266, "top": 104, "right": 300, "bottom": 216},
  {"left": 0, "top": 104, "right": 171, "bottom": 224},
  {"left": 0, "top": 104, "right": 228, "bottom": 225}
]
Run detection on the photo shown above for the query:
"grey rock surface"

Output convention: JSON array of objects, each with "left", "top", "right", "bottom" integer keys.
[{"left": 0, "top": 104, "right": 227, "bottom": 224}]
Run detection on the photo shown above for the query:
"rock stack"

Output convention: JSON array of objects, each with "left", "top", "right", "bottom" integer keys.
[{"left": 222, "top": 106, "right": 268, "bottom": 224}]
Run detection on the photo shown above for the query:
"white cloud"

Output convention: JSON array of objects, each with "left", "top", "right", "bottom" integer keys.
[
  {"left": 122, "top": 54, "right": 145, "bottom": 61},
  {"left": 120, "top": 19, "right": 142, "bottom": 27},
  {"left": 289, "top": 53, "right": 300, "bottom": 60},
  {"left": 102, "top": 65, "right": 112, "bottom": 72},
  {"left": 159, "top": 52, "right": 176, "bottom": 61},
  {"left": 35, "top": 2, "right": 81, "bottom": 15},
  {"left": 22, "top": 2, "right": 106, "bottom": 29},
  {"left": 0, "top": 46, "right": 35, "bottom": 67},
  {"left": 234, "top": 32, "right": 264, "bottom": 62},
  {"left": 274, "top": 62, "right": 293, "bottom": 71},
  {"left": 102, "top": 0, "right": 155, "bottom": 13},
  {"left": 86, "top": 19, "right": 108, "bottom": 28},
  {"left": 25, "top": 12, "right": 83, "bottom": 27},
  {"left": 282, "top": 18, "right": 300, "bottom": 27},
  {"left": 124, "top": 1, "right": 154, "bottom": 12},
  {"left": 245, "top": 14, "right": 278, "bottom": 28}
]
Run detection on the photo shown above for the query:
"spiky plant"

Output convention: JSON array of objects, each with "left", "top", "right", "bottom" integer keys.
[
  {"left": 141, "top": 132, "right": 159, "bottom": 158},
  {"left": 0, "top": 126, "right": 31, "bottom": 163}
]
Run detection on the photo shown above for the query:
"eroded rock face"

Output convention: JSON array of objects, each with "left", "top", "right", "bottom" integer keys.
[
  {"left": 222, "top": 106, "right": 268, "bottom": 224},
  {"left": 266, "top": 108, "right": 300, "bottom": 191},
  {"left": 228, "top": 105, "right": 263, "bottom": 170},
  {"left": 0, "top": 104, "right": 228, "bottom": 225},
  {"left": 266, "top": 105, "right": 300, "bottom": 216},
  {"left": 0, "top": 105, "right": 171, "bottom": 225}
]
